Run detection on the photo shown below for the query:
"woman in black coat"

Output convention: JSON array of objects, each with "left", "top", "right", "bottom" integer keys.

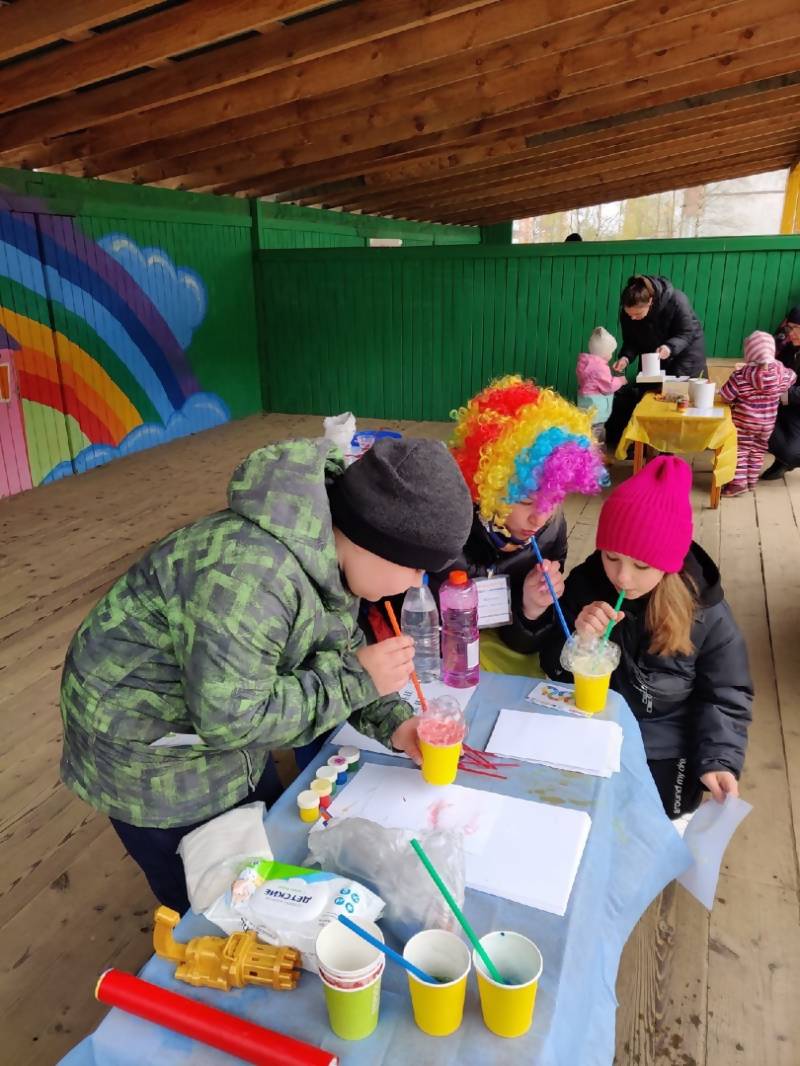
[
  {"left": 605, "top": 275, "right": 708, "bottom": 448},
  {"left": 761, "top": 304, "right": 800, "bottom": 480}
]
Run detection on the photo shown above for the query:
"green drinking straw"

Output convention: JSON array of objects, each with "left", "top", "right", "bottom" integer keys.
[
  {"left": 410, "top": 838, "right": 506, "bottom": 985},
  {"left": 603, "top": 590, "right": 626, "bottom": 642}
]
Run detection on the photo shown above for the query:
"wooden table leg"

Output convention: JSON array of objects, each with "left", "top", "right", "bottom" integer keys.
[
  {"left": 710, "top": 448, "right": 722, "bottom": 509},
  {"left": 633, "top": 441, "right": 645, "bottom": 474}
]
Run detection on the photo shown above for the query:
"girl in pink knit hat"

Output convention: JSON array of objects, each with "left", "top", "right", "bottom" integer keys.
[
  {"left": 719, "top": 331, "right": 797, "bottom": 496},
  {"left": 541, "top": 456, "right": 752, "bottom": 820}
]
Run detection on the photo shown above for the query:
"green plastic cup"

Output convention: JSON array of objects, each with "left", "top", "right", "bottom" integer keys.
[{"left": 320, "top": 962, "right": 383, "bottom": 1040}]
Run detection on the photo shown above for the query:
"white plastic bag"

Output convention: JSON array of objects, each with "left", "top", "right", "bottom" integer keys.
[
  {"left": 306, "top": 818, "right": 465, "bottom": 941},
  {"left": 323, "top": 412, "right": 357, "bottom": 456},
  {"left": 177, "top": 802, "right": 272, "bottom": 913}
]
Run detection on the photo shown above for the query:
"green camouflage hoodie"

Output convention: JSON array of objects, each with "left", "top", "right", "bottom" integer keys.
[{"left": 60, "top": 439, "right": 412, "bottom": 827}]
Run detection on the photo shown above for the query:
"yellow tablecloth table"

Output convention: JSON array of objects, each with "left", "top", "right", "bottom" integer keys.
[{"left": 615, "top": 393, "right": 737, "bottom": 508}]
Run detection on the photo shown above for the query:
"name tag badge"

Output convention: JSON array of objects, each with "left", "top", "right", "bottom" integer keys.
[{"left": 475, "top": 575, "right": 512, "bottom": 628}]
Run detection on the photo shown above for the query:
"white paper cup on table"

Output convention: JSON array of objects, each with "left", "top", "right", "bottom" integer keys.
[
  {"left": 641, "top": 352, "right": 661, "bottom": 376},
  {"left": 689, "top": 379, "right": 715, "bottom": 409},
  {"left": 315, "top": 918, "right": 385, "bottom": 982}
]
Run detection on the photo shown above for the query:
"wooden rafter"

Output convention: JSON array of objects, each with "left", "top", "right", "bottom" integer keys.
[
  {"left": 0, "top": 0, "right": 493, "bottom": 153},
  {"left": 0, "top": 1, "right": 156, "bottom": 63},
  {"left": 0, "top": 1, "right": 328, "bottom": 113}
]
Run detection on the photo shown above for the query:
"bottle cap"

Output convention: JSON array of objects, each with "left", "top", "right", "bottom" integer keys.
[{"left": 449, "top": 570, "right": 468, "bottom": 586}]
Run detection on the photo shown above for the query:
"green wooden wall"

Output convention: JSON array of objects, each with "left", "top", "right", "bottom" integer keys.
[
  {"left": 258, "top": 237, "right": 800, "bottom": 421},
  {"left": 256, "top": 202, "right": 481, "bottom": 249}
]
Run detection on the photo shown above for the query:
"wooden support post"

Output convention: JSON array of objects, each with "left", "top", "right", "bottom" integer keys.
[{"left": 633, "top": 441, "right": 645, "bottom": 474}]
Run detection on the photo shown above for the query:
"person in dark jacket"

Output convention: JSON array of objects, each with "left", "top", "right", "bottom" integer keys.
[
  {"left": 605, "top": 275, "right": 708, "bottom": 448},
  {"left": 761, "top": 304, "right": 800, "bottom": 480},
  {"left": 541, "top": 456, "right": 752, "bottom": 819},
  {"left": 363, "top": 376, "right": 608, "bottom": 677}
]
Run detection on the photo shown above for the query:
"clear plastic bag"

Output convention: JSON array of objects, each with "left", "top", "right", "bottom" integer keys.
[{"left": 306, "top": 818, "right": 465, "bottom": 943}]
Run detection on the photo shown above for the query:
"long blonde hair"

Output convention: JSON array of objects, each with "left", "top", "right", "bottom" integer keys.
[{"left": 645, "top": 570, "right": 698, "bottom": 656}]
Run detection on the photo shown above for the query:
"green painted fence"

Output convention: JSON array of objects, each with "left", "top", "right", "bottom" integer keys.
[{"left": 259, "top": 237, "right": 800, "bottom": 421}]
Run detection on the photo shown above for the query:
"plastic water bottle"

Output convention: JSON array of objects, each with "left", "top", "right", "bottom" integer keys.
[
  {"left": 440, "top": 571, "right": 480, "bottom": 688},
  {"left": 401, "top": 575, "right": 440, "bottom": 682}
]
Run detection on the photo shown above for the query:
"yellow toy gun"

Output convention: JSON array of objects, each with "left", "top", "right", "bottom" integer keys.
[{"left": 153, "top": 906, "right": 301, "bottom": 992}]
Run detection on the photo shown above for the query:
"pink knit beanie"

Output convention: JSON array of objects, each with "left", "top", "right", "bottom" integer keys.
[
  {"left": 596, "top": 457, "right": 693, "bottom": 573},
  {"left": 743, "top": 330, "right": 775, "bottom": 364}
]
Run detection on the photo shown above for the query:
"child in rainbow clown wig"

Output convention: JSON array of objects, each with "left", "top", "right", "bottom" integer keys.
[{"left": 436, "top": 375, "right": 608, "bottom": 675}]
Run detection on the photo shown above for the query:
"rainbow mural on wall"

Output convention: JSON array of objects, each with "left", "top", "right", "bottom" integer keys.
[{"left": 0, "top": 203, "right": 229, "bottom": 499}]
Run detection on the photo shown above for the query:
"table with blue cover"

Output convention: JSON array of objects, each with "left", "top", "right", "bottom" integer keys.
[{"left": 60, "top": 674, "right": 691, "bottom": 1066}]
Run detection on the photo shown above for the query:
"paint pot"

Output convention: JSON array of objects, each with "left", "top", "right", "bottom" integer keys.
[
  {"left": 315, "top": 765, "right": 338, "bottom": 794},
  {"left": 297, "top": 790, "right": 320, "bottom": 824},
  {"left": 327, "top": 755, "right": 349, "bottom": 787},
  {"left": 337, "top": 745, "right": 360, "bottom": 773},
  {"left": 641, "top": 352, "right": 661, "bottom": 376},
  {"left": 310, "top": 778, "right": 333, "bottom": 809}
]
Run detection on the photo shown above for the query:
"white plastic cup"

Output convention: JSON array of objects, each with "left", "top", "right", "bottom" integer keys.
[
  {"left": 689, "top": 379, "right": 716, "bottom": 409},
  {"left": 315, "top": 919, "right": 385, "bottom": 980},
  {"left": 641, "top": 352, "right": 661, "bottom": 375}
]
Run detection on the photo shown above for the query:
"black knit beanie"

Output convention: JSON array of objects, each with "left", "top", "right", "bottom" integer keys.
[{"left": 328, "top": 437, "right": 473, "bottom": 571}]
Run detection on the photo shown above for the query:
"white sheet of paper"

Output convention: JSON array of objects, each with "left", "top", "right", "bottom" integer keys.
[
  {"left": 677, "top": 795, "right": 752, "bottom": 910},
  {"left": 487, "top": 708, "right": 622, "bottom": 778},
  {"left": 319, "top": 763, "right": 591, "bottom": 915},
  {"left": 329, "top": 721, "right": 407, "bottom": 759},
  {"left": 329, "top": 681, "right": 476, "bottom": 757},
  {"left": 684, "top": 406, "right": 725, "bottom": 418},
  {"left": 475, "top": 575, "right": 512, "bottom": 627}
]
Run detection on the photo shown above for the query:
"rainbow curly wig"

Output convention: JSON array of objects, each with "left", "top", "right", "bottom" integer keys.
[{"left": 450, "top": 375, "right": 608, "bottom": 528}]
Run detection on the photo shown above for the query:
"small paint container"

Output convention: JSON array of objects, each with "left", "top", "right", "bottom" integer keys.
[
  {"left": 311, "top": 778, "right": 333, "bottom": 809},
  {"left": 337, "top": 745, "right": 360, "bottom": 773},
  {"left": 297, "top": 790, "right": 320, "bottom": 823},
  {"left": 316, "top": 765, "right": 339, "bottom": 794},
  {"left": 328, "top": 755, "right": 349, "bottom": 787}
]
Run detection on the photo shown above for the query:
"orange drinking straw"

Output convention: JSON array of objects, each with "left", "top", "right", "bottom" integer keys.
[{"left": 383, "top": 600, "right": 429, "bottom": 713}]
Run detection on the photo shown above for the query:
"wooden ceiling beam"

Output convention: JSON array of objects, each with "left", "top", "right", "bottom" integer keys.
[
  {"left": 67, "top": 0, "right": 685, "bottom": 182},
  {"left": 0, "top": 1, "right": 326, "bottom": 113},
  {"left": 433, "top": 149, "right": 796, "bottom": 224},
  {"left": 4, "top": 0, "right": 630, "bottom": 172},
  {"left": 332, "top": 101, "right": 800, "bottom": 213},
  {"left": 215, "top": 31, "right": 800, "bottom": 200},
  {"left": 0, "top": 0, "right": 494, "bottom": 153},
  {"left": 305, "top": 75, "right": 800, "bottom": 208},
  {"left": 399, "top": 130, "right": 800, "bottom": 220},
  {"left": 0, "top": 1, "right": 155, "bottom": 63},
  {"left": 164, "top": 5, "right": 800, "bottom": 196}
]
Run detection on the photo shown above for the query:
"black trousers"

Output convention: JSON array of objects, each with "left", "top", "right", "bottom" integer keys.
[
  {"left": 110, "top": 754, "right": 283, "bottom": 914},
  {"left": 604, "top": 383, "right": 645, "bottom": 448},
  {"left": 648, "top": 757, "right": 704, "bottom": 820}
]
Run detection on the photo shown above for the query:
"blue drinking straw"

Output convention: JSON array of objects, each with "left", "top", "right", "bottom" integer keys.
[
  {"left": 337, "top": 915, "right": 440, "bottom": 985},
  {"left": 531, "top": 534, "right": 571, "bottom": 643}
]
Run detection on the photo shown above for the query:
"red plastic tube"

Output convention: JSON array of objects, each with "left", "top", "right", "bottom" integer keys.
[{"left": 95, "top": 969, "right": 338, "bottom": 1066}]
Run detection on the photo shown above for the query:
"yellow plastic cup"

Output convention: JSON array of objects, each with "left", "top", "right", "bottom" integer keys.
[
  {"left": 473, "top": 931, "right": 543, "bottom": 1039},
  {"left": 402, "top": 929, "right": 471, "bottom": 1037},
  {"left": 573, "top": 671, "right": 612, "bottom": 714},
  {"left": 419, "top": 739, "right": 462, "bottom": 786}
]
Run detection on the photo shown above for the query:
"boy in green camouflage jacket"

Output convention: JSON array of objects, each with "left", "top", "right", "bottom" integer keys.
[{"left": 60, "top": 436, "right": 472, "bottom": 911}]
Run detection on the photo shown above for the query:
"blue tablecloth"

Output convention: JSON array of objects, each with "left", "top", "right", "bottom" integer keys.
[{"left": 61, "top": 674, "right": 691, "bottom": 1066}]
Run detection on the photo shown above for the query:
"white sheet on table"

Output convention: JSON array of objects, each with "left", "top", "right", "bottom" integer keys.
[
  {"left": 487, "top": 708, "right": 623, "bottom": 778},
  {"left": 317, "top": 762, "right": 591, "bottom": 916}
]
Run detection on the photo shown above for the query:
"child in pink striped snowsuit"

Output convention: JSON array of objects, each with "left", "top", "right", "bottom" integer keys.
[{"left": 720, "top": 331, "right": 797, "bottom": 496}]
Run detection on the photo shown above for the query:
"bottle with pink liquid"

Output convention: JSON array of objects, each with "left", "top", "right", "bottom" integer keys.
[{"left": 440, "top": 571, "right": 480, "bottom": 688}]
